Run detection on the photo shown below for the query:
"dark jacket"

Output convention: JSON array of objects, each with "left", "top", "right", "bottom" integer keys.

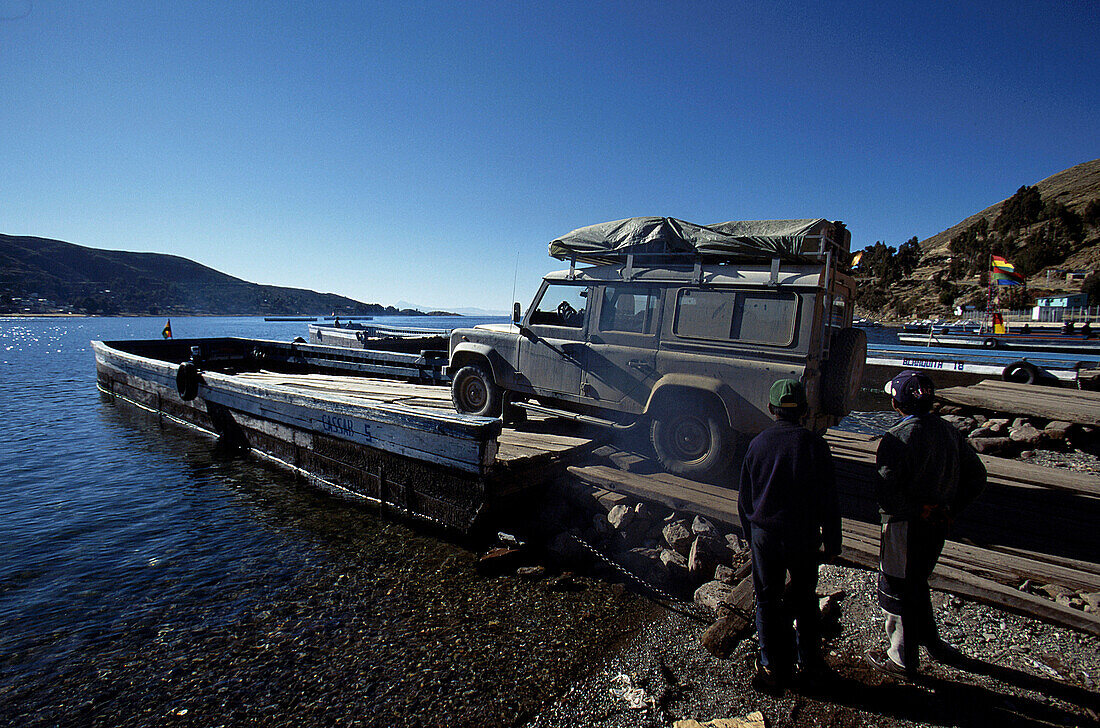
[
  {"left": 737, "top": 420, "right": 842, "bottom": 555},
  {"left": 875, "top": 413, "right": 986, "bottom": 523}
]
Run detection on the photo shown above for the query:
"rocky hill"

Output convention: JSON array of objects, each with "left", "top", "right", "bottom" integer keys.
[
  {"left": 855, "top": 159, "right": 1100, "bottom": 320},
  {"left": 0, "top": 234, "right": 413, "bottom": 317}
]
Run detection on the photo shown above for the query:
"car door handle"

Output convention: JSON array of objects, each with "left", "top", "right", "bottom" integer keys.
[{"left": 627, "top": 359, "right": 649, "bottom": 371}]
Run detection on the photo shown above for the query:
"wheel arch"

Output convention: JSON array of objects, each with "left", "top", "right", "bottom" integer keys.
[
  {"left": 644, "top": 375, "right": 737, "bottom": 429},
  {"left": 447, "top": 343, "right": 503, "bottom": 381}
]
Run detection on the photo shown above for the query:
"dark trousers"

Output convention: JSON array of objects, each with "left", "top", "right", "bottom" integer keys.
[
  {"left": 877, "top": 518, "right": 947, "bottom": 669},
  {"left": 749, "top": 525, "right": 821, "bottom": 673}
]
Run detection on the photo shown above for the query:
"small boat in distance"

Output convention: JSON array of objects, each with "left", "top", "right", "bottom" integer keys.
[{"left": 308, "top": 322, "right": 448, "bottom": 351}]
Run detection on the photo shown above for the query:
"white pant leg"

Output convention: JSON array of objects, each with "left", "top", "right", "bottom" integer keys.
[{"left": 884, "top": 610, "right": 907, "bottom": 668}]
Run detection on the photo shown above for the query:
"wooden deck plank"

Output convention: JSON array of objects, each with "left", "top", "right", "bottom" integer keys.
[
  {"left": 568, "top": 459, "right": 1100, "bottom": 634},
  {"left": 937, "top": 380, "right": 1100, "bottom": 426},
  {"left": 826, "top": 431, "right": 1100, "bottom": 498},
  {"left": 240, "top": 373, "right": 454, "bottom": 400}
]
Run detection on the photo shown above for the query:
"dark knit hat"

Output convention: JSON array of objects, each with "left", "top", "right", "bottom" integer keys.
[
  {"left": 884, "top": 370, "right": 935, "bottom": 405},
  {"left": 769, "top": 379, "right": 806, "bottom": 408}
]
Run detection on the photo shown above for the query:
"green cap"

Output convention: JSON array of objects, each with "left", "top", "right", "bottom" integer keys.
[{"left": 769, "top": 379, "right": 806, "bottom": 408}]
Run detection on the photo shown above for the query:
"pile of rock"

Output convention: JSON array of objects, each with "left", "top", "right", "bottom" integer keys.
[
  {"left": 538, "top": 486, "right": 748, "bottom": 600},
  {"left": 600, "top": 505, "right": 747, "bottom": 598},
  {"left": 1019, "top": 581, "right": 1100, "bottom": 615},
  {"left": 936, "top": 406, "right": 1096, "bottom": 457}
]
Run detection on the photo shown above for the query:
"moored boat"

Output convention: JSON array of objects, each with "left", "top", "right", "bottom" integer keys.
[
  {"left": 897, "top": 329, "right": 1100, "bottom": 354},
  {"left": 865, "top": 341, "right": 1100, "bottom": 391},
  {"left": 91, "top": 336, "right": 499, "bottom": 530},
  {"left": 307, "top": 322, "right": 450, "bottom": 351}
]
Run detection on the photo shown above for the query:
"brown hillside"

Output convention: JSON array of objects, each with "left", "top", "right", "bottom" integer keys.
[{"left": 920, "top": 158, "right": 1100, "bottom": 256}]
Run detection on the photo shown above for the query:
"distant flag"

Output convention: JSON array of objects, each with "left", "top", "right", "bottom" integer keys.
[
  {"left": 990, "top": 254, "right": 1025, "bottom": 284},
  {"left": 162, "top": 319, "right": 172, "bottom": 339},
  {"left": 992, "top": 268, "right": 1024, "bottom": 286},
  {"left": 850, "top": 251, "right": 863, "bottom": 267}
]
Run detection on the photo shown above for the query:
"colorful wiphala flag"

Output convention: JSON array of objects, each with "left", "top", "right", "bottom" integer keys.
[{"left": 991, "top": 255, "right": 1024, "bottom": 285}]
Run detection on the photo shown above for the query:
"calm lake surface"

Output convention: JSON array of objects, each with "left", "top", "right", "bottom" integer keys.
[
  {"left": 0, "top": 315, "right": 651, "bottom": 728},
  {"left": 0, "top": 316, "right": 900, "bottom": 727}
]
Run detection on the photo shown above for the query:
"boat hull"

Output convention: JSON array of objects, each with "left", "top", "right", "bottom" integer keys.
[{"left": 92, "top": 337, "right": 500, "bottom": 531}]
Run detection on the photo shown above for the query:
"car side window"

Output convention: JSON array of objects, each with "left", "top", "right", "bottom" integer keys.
[
  {"left": 674, "top": 289, "right": 797, "bottom": 345},
  {"left": 734, "top": 292, "right": 797, "bottom": 345},
  {"left": 598, "top": 286, "right": 659, "bottom": 334},
  {"left": 529, "top": 284, "right": 588, "bottom": 328}
]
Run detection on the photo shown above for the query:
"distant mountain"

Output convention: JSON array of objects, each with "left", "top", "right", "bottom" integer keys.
[
  {"left": 395, "top": 300, "right": 509, "bottom": 317},
  {"left": 0, "top": 234, "right": 407, "bottom": 316},
  {"left": 919, "top": 159, "right": 1100, "bottom": 258},
  {"left": 854, "top": 159, "right": 1100, "bottom": 319}
]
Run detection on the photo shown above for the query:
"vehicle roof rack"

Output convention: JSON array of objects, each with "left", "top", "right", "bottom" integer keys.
[{"left": 549, "top": 216, "right": 849, "bottom": 267}]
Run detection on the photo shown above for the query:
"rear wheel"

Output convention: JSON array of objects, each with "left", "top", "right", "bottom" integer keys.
[
  {"left": 451, "top": 363, "right": 503, "bottom": 417},
  {"left": 650, "top": 398, "right": 734, "bottom": 479}
]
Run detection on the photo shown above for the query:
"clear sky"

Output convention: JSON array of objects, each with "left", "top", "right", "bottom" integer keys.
[{"left": 2, "top": 1, "right": 1098, "bottom": 312}]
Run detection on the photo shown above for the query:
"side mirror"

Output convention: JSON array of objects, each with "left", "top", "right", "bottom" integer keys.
[{"left": 512, "top": 302, "right": 522, "bottom": 324}]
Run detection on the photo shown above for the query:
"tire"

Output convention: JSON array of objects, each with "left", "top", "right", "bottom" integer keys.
[
  {"left": 176, "top": 361, "right": 201, "bottom": 401},
  {"left": 1002, "top": 360, "right": 1039, "bottom": 385},
  {"left": 821, "top": 327, "right": 867, "bottom": 416},
  {"left": 983, "top": 337, "right": 998, "bottom": 349},
  {"left": 650, "top": 397, "right": 734, "bottom": 479},
  {"left": 451, "top": 363, "right": 503, "bottom": 417}
]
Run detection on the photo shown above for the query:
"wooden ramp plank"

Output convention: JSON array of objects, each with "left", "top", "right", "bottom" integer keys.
[
  {"left": 569, "top": 459, "right": 1100, "bottom": 635},
  {"left": 568, "top": 463, "right": 739, "bottom": 526},
  {"left": 937, "top": 380, "right": 1100, "bottom": 426},
  {"left": 825, "top": 430, "right": 1100, "bottom": 498}
]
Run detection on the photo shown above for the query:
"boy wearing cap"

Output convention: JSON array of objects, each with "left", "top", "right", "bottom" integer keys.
[
  {"left": 865, "top": 370, "right": 986, "bottom": 677},
  {"left": 738, "top": 379, "right": 841, "bottom": 693}
]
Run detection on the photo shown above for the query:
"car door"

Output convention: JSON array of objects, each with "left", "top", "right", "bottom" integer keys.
[
  {"left": 582, "top": 285, "right": 661, "bottom": 410},
  {"left": 516, "top": 281, "right": 590, "bottom": 397}
]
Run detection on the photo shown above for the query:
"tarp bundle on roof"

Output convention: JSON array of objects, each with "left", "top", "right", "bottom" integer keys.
[{"left": 549, "top": 216, "right": 849, "bottom": 264}]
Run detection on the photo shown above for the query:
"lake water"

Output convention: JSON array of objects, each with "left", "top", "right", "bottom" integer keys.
[
  {"left": 0, "top": 315, "right": 651, "bottom": 728},
  {"left": 0, "top": 316, "right": 901, "bottom": 727}
]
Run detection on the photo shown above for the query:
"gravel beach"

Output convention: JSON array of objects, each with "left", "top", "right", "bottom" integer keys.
[
  {"left": 524, "top": 560, "right": 1100, "bottom": 728},
  {"left": 521, "top": 434, "right": 1100, "bottom": 728}
]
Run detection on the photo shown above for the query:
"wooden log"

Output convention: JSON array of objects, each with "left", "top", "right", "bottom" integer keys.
[
  {"left": 699, "top": 575, "right": 756, "bottom": 658},
  {"left": 839, "top": 528, "right": 1100, "bottom": 637}
]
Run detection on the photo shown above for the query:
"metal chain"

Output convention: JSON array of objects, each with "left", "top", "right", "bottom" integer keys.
[{"left": 565, "top": 533, "right": 715, "bottom": 622}]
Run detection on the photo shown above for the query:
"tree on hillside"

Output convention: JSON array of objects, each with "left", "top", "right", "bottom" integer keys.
[
  {"left": 994, "top": 185, "right": 1043, "bottom": 233},
  {"left": 947, "top": 217, "right": 996, "bottom": 280},
  {"left": 897, "top": 236, "right": 922, "bottom": 277},
  {"left": 1042, "top": 200, "right": 1085, "bottom": 244},
  {"left": 862, "top": 242, "right": 900, "bottom": 285},
  {"left": 1015, "top": 226, "right": 1069, "bottom": 277},
  {"left": 995, "top": 285, "right": 1031, "bottom": 311},
  {"left": 1084, "top": 199, "right": 1100, "bottom": 229}
]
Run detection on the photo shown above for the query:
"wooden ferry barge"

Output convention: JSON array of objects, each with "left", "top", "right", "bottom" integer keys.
[
  {"left": 93, "top": 337, "right": 1100, "bottom": 635},
  {"left": 92, "top": 337, "right": 599, "bottom": 531}
]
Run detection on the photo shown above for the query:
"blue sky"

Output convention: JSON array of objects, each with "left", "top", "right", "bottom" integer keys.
[{"left": 2, "top": 1, "right": 1097, "bottom": 312}]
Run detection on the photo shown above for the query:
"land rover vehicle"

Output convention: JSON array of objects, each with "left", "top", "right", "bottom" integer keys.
[{"left": 448, "top": 217, "right": 865, "bottom": 478}]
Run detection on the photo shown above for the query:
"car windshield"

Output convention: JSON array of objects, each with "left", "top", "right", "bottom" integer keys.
[{"left": 530, "top": 283, "right": 587, "bottom": 327}]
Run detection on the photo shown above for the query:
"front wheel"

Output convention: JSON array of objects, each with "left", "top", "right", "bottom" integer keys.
[
  {"left": 650, "top": 400, "right": 734, "bottom": 479},
  {"left": 451, "top": 364, "right": 503, "bottom": 417}
]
